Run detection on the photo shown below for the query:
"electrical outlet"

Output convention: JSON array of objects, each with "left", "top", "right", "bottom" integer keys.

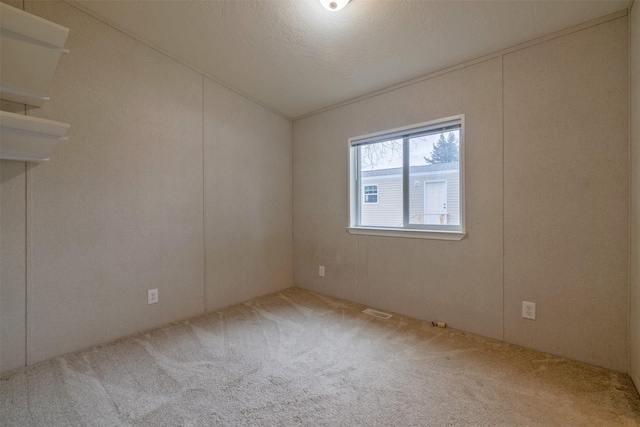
[
  {"left": 522, "top": 301, "right": 536, "bottom": 320},
  {"left": 148, "top": 288, "right": 158, "bottom": 305},
  {"left": 319, "top": 266, "right": 325, "bottom": 277}
]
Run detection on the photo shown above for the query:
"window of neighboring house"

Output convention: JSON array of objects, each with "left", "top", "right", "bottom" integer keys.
[
  {"left": 348, "top": 115, "right": 465, "bottom": 240},
  {"left": 363, "top": 185, "right": 378, "bottom": 204}
]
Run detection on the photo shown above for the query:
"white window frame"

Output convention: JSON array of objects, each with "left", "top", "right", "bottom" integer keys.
[
  {"left": 363, "top": 184, "right": 379, "bottom": 204},
  {"left": 347, "top": 115, "right": 466, "bottom": 241}
]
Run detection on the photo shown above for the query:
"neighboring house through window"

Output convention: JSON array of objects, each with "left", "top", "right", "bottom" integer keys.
[{"left": 348, "top": 115, "right": 465, "bottom": 240}]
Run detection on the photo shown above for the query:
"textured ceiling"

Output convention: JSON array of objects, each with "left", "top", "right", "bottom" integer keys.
[{"left": 69, "top": 0, "right": 631, "bottom": 119}]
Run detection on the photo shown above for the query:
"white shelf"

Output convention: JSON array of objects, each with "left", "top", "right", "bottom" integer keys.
[
  {"left": 0, "top": 3, "right": 69, "bottom": 107},
  {"left": 0, "top": 111, "right": 70, "bottom": 162}
]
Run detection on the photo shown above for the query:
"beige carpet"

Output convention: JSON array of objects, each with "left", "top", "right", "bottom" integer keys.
[{"left": 1, "top": 287, "right": 639, "bottom": 426}]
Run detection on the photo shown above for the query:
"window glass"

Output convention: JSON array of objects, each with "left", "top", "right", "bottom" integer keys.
[
  {"left": 350, "top": 116, "right": 464, "bottom": 233},
  {"left": 359, "top": 139, "right": 403, "bottom": 227},
  {"left": 408, "top": 130, "right": 460, "bottom": 226}
]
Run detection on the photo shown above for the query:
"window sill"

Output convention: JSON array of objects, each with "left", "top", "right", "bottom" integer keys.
[{"left": 346, "top": 227, "right": 466, "bottom": 241}]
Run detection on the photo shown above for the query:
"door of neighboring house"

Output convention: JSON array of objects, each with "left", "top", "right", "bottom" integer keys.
[{"left": 424, "top": 181, "right": 447, "bottom": 225}]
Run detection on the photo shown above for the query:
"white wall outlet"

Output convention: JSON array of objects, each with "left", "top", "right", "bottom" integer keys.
[
  {"left": 319, "top": 266, "right": 325, "bottom": 277},
  {"left": 522, "top": 301, "right": 536, "bottom": 320},
  {"left": 148, "top": 288, "right": 158, "bottom": 305}
]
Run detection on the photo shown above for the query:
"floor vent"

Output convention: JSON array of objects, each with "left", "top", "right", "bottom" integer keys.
[{"left": 362, "top": 308, "right": 392, "bottom": 319}]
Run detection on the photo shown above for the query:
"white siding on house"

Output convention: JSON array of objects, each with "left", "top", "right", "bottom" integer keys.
[
  {"left": 361, "top": 174, "right": 403, "bottom": 226},
  {"left": 361, "top": 163, "right": 459, "bottom": 227}
]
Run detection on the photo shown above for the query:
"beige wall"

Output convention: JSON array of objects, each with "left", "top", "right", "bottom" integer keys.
[
  {"left": 1, "top": 0, "right": 29, "bottom": 372},
  {"left": 0, "top": 0, "right": 632, "bottom": 378},
  {"left": 203, "top": 78, "right": 293, "bottom": 310},
  {"left": 1, "top": 161, "right": 27, "bottom": 371},
  {"left": 0, "top": 1, "right": 292, "bottom": 373},
  {"left": 503, "top": 17, "right": 628, "bottom": 371},
  {"left": 294, "top": 58, "right": 505, "bottom": 340},
  {"left": 293, "top": 16, "right": 629, "bottom": 371},
  {"left": 630, "top": 1, "right": 640, "bottom": 390}
]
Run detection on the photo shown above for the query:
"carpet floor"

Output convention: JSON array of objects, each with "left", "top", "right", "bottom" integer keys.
[{"left": 1, "top": 287, "right": 639, "bottom": 426}]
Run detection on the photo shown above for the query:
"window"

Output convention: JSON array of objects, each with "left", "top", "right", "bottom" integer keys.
[
  {"left": 348, "top": 115, "right": 465, "bottom": 240},
  {"left": 363, "top": 185, "right": 378, "bottom": 204}
]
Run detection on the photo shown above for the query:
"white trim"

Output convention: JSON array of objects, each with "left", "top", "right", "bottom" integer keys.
[
  {"left": 346, "top": 227, "right": 466, "bottom": 241},
  {"left": 459, "top": 116, "right": 466, "bottom": 233},
  {"left": 349, "top": 115, "right": 462, "bottom": 148},
  {"left": 349, "top": 144, "right": 358, "bottom": 226}
]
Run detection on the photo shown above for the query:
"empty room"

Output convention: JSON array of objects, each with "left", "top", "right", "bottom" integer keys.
[{"left": 1, "top": 0, "right": 639, "bottom": 425}]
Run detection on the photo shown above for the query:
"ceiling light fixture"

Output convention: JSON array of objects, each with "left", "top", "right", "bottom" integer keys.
[{"left": 320, "top": 0, "right": 350, "bottom": 12}]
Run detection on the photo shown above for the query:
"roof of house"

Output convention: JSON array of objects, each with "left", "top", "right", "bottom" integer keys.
[{"left": 362, "top": 162, "right": 459, "bottom": 178}]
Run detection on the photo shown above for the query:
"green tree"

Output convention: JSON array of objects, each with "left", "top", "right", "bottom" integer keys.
[{"left": 424, "top": 132, "right": 459, "bottom": 164}]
